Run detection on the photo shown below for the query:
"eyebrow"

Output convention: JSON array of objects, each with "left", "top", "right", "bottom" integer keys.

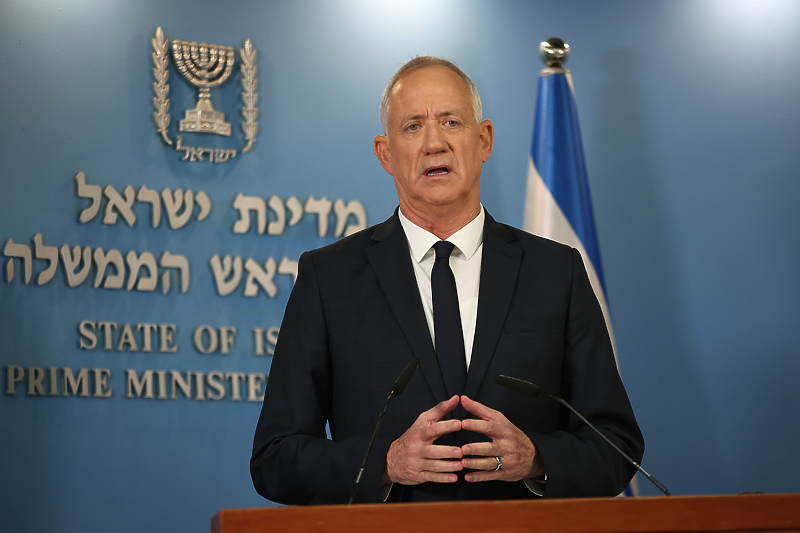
[{"left": 404, "top": 110, "right": 463, "bottom": 121}]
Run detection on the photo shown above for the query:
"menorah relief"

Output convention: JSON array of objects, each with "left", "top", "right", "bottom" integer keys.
[
  {"left": 152, "top": 27, "right": 259, "bottom": 163},
  {"left": 172, "top": 40, "right": 235, "bottom": 136}
]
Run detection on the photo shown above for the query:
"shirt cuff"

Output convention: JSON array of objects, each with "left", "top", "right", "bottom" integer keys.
[{"left": 523, "top": 475, "right": 547, "bottom": 497}]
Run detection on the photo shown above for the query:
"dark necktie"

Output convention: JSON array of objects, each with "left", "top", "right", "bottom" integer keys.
[{"left": 431, "top": 241, "right": 467, "bottom": 397}]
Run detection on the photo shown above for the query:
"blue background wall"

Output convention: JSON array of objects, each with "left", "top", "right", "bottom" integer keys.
[{"left": 2, "top": 1, "right": 798, "bottom": 531}]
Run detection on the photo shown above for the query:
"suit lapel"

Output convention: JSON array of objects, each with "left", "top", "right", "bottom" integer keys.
[
  {"left": 366, "top": 212, "right": 449, "bottom": 402},
  {"left": 465, "top": 213, "right": 522, "bottom": 398}
]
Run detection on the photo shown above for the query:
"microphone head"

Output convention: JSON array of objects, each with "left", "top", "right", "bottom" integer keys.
[
  {"left": 495, "top": 375, "right": 542, "bottom": 398},
  {"left": 392, "top": 357, "right": 420, "bottom": 396}
]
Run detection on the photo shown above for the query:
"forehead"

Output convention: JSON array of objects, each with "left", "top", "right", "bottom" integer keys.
[{"left": 389, "top": 66, "right": 472, "bottom": 117}]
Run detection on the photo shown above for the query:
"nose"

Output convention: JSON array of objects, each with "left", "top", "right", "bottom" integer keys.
[{"left": 422, "top": 125, "right": 447, "bottom": 155}]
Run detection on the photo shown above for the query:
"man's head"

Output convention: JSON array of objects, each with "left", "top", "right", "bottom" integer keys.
[
  {"left": 374, "top": 56, "right": 494, "bottom": 234},
  {"left": 379, "top": 56, "right": 483, "bottom": 136}
]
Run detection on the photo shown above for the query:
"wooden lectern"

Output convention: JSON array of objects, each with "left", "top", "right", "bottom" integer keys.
[{"left": 212, "top": 493, "right": 800, "bottom": 533}]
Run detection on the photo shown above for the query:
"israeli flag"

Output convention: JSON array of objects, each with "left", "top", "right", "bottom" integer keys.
[
  {"left": 522, "top": 67, "right": 637, "bottom": 496},
  {"left": 523, "top": 67, "right": 614, "bottom": 351}
]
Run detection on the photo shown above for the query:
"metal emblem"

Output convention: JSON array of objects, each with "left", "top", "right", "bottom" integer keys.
[{"left": 152, "top": 27, "right": 258, "bottom": 163}]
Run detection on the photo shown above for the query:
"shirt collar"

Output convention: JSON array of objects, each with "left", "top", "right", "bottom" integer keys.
[{"left": 398, "top": 206, "right": 485, "bottom": 263}]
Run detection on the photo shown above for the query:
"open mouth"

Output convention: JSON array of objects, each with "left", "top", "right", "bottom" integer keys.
[{"left": 426, "top": 166, "right": 451, "bottom": 177}]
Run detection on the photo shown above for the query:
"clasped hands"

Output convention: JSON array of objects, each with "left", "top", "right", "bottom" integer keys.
[{"left": 384, "top": 395, "right": 544, "bottom": 486}]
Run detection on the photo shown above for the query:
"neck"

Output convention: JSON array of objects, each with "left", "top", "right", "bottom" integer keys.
[{"left": 400, "top": 203, "right": 481, "bottom": 240}]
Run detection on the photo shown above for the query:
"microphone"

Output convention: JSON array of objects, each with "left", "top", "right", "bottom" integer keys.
[
  {"left": 348, "top": 357, "right": 420, "bottom": 504},
  {"left": 495, "top": 375, "right": 671, "bottom": 496},
  {"left": 392, "top": 356, "right": 419, "bottom": 396}
]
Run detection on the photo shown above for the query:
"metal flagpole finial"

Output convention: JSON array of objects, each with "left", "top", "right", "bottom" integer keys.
[{"left": 539, "top": 37, "right": 570, "bottom": 68}]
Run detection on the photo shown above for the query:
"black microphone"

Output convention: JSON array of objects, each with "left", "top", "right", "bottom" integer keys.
[
  {"left": 348, "top": 357, "right": 420, "bottom": 504},
  {"left": 495, "top": 374, "right": 671, "bottom": 496}
]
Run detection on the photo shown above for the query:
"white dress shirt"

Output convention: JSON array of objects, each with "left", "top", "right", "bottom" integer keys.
[{"left": 398, "top": 207, "right": 484, "bottom": 369}]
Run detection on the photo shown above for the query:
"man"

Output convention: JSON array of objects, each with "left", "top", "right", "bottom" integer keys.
[{"left": 251, "top": 56, "right": 644, "bottom": 504}]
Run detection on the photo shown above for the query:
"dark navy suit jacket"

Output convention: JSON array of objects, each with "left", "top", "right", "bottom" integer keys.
[{"left": 251, "top": 210, "right": 644, "bottom": 504}]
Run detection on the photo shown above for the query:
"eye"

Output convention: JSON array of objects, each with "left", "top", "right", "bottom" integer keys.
[
  {"left": 405, "top": 123, "right": 420, "bottom": 132},
  {"left": 444, "top": 119, "right": 461, "bottom": 128}
]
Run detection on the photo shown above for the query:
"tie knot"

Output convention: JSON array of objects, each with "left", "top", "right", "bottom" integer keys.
[{"left": 433, "top": 240, "right": 455, "bottom": 259}]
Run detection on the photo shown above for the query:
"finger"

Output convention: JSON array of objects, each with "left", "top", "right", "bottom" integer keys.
[
  {"left": 422, "top": 395, "right": 461, "bottom": 423},
  {"left": 425, "top": 443, "right": 464, "bottom": 460},
  {"left": 464, "top": 469, "right": 500, "bottom": 483},
  {"left": 460, "top": 417, "right": 495, "bottom": 437},
  {"left": 420, "top": 471, "right": 459, "bottom": 484},
  {"left": 420, "top": 418, "right": 462, "bottom": 442},
  {"left": 460, "top": 441, "right": 495, "bottom": 458},
  {"left": 425, "top": 457, "right": 464, "bottom": 473},
  {"left": 461, "top": 455, "right": 500, "bottom": 472},
  {"left": 460, "top": 395, "right": 498, "bottom": 420}
]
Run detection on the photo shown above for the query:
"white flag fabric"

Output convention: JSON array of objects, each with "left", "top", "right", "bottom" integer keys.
[{"left": 522, "top": 67, "right": 637, "bottom": 496}]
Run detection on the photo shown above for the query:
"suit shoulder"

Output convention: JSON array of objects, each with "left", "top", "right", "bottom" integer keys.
[
  {"left": 493, "top": 220, "right": 576, "bottom": 258},
  {"left": 301, "top": 214, "right": 394, "bottom": 265}
]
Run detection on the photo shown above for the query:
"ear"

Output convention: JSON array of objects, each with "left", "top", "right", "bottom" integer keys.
[
  {"left": 373, "top": 135, "right": 393, "bottom": 175},
  {"left": 479, "top": 119, "right": 494, "bottom": 163}
]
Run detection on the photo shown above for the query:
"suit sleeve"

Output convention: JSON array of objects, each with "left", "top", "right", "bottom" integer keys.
[
  {"left": 249, "top": 251, "right": 388, "bottom": 505},
  {"left": 528, "top": 248, "right": 644, "bottom": 498}
]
